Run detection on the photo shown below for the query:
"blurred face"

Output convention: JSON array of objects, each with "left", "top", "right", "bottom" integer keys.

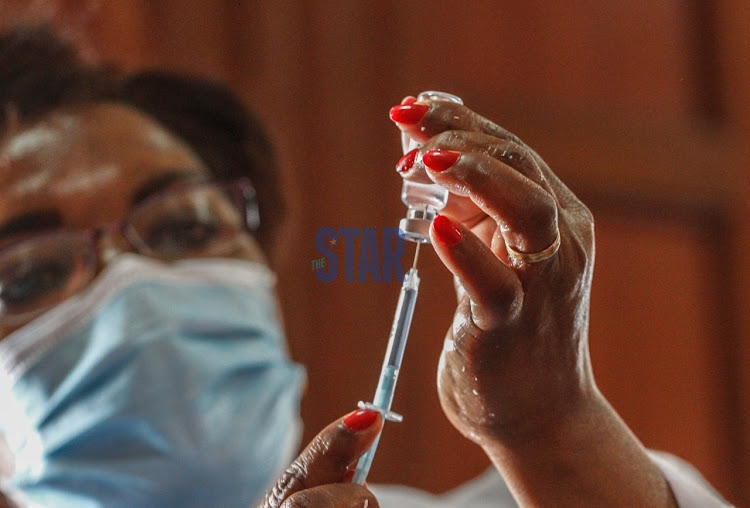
[{"left": 0, "top": 102, "right": 266, "bottom": 337}]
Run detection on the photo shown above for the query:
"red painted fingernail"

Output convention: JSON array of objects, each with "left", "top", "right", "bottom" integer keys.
[
  {"left": 342, "top": 470, "right": 355, "bottom": 483},
  {"left": 396, "top": 148, "right": 418, "bottom": 173},
  {"left": 400, "top": 95, "right": 417, "bottom": 105},
  {"left": 389, "top": 103, "right": 429, "bottom": 125},
  {"left": 433, "top": 215, "right": 462, "bottom": 246},
  {"left": 423, "top": 150, "right": 460, "bottom": 173},
  {"left": 343, "top": 409, "right": 380, "bottom": 431}
]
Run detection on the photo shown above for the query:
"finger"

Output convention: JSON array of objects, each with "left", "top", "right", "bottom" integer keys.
[
  {"left": 390, "top": 99, "right": 580, "bottom": 209},
  {"left": 260, "top": 409, "right": 383, "bottom": 508},
  {"left": 423, "top": 149, "right": 558, "bottom": 258},
  {"left": 396, "top": 131, "right": 547, "bottom": 192},
  {"left": 390, "top": 99, "right": 522, "bottom": 146},
  {"left": 430, "top": 214, "right": 522, "bottom": 330},
  {"left": 281, "top": 484, "right": 380, "bottom": 508}
]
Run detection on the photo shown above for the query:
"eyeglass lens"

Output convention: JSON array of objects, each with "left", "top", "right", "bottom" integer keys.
[{"left": 0, "top": 183, "right": 253, "bottom": 326}]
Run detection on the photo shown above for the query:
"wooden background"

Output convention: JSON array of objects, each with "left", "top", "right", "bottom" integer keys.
[{"left": 8, "top": 1, "right": 749, "bottom": 505}]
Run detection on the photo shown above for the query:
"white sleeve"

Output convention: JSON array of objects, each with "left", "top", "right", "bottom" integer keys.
[
  {"left": 368, "top": 483, "right": 442, "bottom": 508},
  {"left": 370, "top": 469, "right": 517, "bottom": 508},
  {"left": 372, "top": 452, "right": 731, "bottom": 508},
  {"left": 647, "top": 451, "right": 734, "bottom": 507}
]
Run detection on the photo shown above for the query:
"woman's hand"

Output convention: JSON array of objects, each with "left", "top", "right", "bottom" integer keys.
[
  {"left": 389, "top": 96, "right": 676, "bottom": 507},
  {"left": 257, "top": 409, "right": 382, "bottom": 508},
  {"left": 0, "top": 493, "right": 13, "bottom": 508},
  {"left": 392, "top": 96, "right": 595, "bottom": 446}
]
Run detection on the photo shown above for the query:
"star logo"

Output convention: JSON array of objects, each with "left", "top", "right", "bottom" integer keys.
[{"left": 329, "top": 237, "right": 337, "bottom": 247}]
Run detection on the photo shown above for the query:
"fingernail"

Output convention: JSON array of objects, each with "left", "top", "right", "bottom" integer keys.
[
  {"left": 343, "top": 409, "right": 380, "bottom": 431},
  {"left": 396, "top": 148, "right": 418, "bottom": 173},
  {"left": 401, "top": 95, "right": 417, "bottom": 105},
  {"left": 423, "top": 150, "right": 460, "bottom": 173},
  {"left": 389, "top": 103, "right": 429, "bottom": 125},
  {"left": 432, "top": 215, "right": 462, "bottom": 246}
]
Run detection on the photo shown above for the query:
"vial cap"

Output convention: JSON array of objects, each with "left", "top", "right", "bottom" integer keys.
[{"left": 401, "top": 91, "right": 464, "bottom": 154}]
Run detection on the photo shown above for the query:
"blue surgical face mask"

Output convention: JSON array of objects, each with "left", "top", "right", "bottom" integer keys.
[{"left": 0, "top": 254, "right": 305, "bottom": 508}]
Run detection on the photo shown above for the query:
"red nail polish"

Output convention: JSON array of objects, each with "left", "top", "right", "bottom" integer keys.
[
  {"left": 343, "top": 409, "right": 380, "bottom": 431},
  {"left": 433, "top": 215, "right": 462, "bottom": 246},
  {"left": 389, "top": 103, "right": 429, "bottom": 125},
  {"left": 400, "top": 96, "right": 417, "bottom": 105},
  {"left": 396, "top": 148, "right": 418, "bottom": 173},
  {"left": 423, "top": 150, "right": 460, "bottom": 173}
]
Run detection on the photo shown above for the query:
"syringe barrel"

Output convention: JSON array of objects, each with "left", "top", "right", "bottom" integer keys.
[
  {"left": 383, "top": 269, "right": 420, "bottom": 369},
  {"left": 353, "top": 269, "right": 420, "bottom": 486},
  {"left": 372, "top": 364, "right": 399, "bottom": 417},
  {"left": 371, "top": 267, "right": 419, "bottom": 413}
]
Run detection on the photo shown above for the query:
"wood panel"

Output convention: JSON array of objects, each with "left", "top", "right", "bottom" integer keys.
[
  {"left": 717, "top": 1, "right": 750, "bottom": 504},
  {"left": 94, "top": 1, "right": 153, "bottom": 69},
  {"left": 391, "top": 0, "right": 692, "bottom": 115},
  {"left": 590, "top": 213, "right": 734, "bottom": 498}
]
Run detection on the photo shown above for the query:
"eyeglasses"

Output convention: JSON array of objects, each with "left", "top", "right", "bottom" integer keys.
[{"left": 0, "top": 178, "right": 259, "bottom": 327}]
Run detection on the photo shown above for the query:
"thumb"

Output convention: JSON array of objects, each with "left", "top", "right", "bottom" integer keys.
[{"left": 259, "top": 409, "right": 383, "bottom": 507}]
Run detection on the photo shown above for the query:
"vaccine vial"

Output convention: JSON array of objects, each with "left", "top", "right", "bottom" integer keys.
[{"left": 398, "top": 91, "right": 463, "bottom": 243}]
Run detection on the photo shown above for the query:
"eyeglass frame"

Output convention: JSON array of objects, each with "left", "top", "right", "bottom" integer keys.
[{"left": 0, "top": 176, "right": 260, "bottom": 326}]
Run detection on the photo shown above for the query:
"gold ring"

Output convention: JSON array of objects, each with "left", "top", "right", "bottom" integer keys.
[{"left": 506, "top": 229, "right": 561, "bottom": 263}]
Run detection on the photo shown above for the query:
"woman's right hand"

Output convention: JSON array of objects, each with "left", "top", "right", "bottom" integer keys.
[
  {"left": 256, "top": 409, "right": 382, "bottom": 508},
  {"left": 388, "top": 96, "right": 676, "bottom": 506},
  {"left": 0, "top": 493, "right": 12, "bottom": 508}
]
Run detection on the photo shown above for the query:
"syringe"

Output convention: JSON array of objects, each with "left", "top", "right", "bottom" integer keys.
[
  {"left": 353, "top": 91, "right": 461, "bottom": 485},
  {"left": 352, "top": 242, "right": 422, "bottom": 485}
]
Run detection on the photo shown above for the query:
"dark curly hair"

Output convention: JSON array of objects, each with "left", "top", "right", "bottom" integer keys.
[{"left": 0, "top": 23, "right": 283, "bottom": 253}]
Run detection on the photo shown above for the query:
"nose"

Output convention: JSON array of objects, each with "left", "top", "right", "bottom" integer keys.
[{"left": 96, "top": 226, "right": 136, "bottom": 268}]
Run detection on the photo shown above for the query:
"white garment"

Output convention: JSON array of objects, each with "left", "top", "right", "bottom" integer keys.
[{"left": 371, "top": 451, "right": 733, "bottom": 507}]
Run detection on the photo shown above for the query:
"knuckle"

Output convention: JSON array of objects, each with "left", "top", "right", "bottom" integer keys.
[
  {"left": 487, "top": 141, "right": 525, "bottom": 165},
  {"left": 538, "top": 192, "right": 559, "bottom": 219},
  {"left": 485, "top": 121, "right": 523, "bottom": 145},
  {"left": 472, "top": 152, "right": 496, "bottom": 175},
  {"left": 307, "top": 432, "right": 335, "bottom": 457},
  {"left": 486, "top": 285, "right": 521, "bottom": 318},
  {"left": 581, "top": 204, "right": 595, "bottom": 233},
  {"left": 267, "top": 462, "right": 308, "bottom": 506},
  {"left": 561, "top": 207, "right": 594, "bottom": 255},
  {"left": 431, "top": 129, "right": 464, "bottom": 148},
  {"left": 452, "top": 300, "right": 486, "bottom": 348},
  {"left": 521, "top": 193, "right": 558, "bottom": 236},
  {"left": 571, "top": 234, "right": 591, "bottom": 269},
  {"left": 561, "top": 224, "right": 594, "bottom": 277}
]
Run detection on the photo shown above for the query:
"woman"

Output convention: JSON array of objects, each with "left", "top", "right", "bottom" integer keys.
[{"left": 0, "top": 24, "right": 728, "bottom": 508}]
